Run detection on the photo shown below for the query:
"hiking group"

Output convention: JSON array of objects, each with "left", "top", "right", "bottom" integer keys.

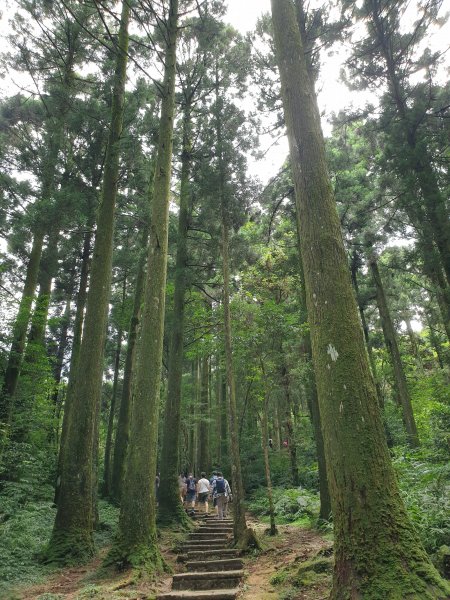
[{"left": 179, "top": 471, "right": 232, "bottom": 519}]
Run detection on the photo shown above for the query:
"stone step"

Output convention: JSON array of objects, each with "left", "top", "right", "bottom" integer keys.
[
  {"left": 156, "top": 589, "right": 239, "bottom": 600},
  {"left": 198, "top": 527, "right": 233, "bottom": 534},
  {"left": 184, "top": 538, "right": 229, "bottom": 546},
  {"left": 183, "top": 543, "right": 229, "bottom": 552},
  {"left": 187, "top": 549, "right": 240, "bottom": 560},
  {"left": 186, "top": 558, "right": 243, "bottom": 572},
  {"left": 189, "top": 533, "right": 230, "bottom": 540},
  {"left": 172, "top": 570, "right": 243, "bottom": 591}
]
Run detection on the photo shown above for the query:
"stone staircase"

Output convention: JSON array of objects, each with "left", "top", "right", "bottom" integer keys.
[{"left": 157, "top": 512, "right": 243, "bottom": 600}]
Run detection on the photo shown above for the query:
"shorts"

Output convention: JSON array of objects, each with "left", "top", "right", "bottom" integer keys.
[
  {"left": 198, "top": 492, "right": 208, "bottom": 504},
  {"left": 186, "top": 491, "right": 196, "bottom": 501}
]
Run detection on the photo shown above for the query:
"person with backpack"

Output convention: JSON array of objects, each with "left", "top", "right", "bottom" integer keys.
[
  {"left": 197, "top": 471, "right": 211, "bottom": 514},
  {"left": 212, "top": 472, "right": 231, "bottom": 520},
  {"left": 210, "top": 470, "right": 219, "bottom": 515},
  {"left": 185, "top": 473, "right": 197, "bottom": 508}
]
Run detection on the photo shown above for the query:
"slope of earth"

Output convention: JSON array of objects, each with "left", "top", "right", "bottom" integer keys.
[{"left": 240, "top": 518, "right": 332, "bottom": 600}]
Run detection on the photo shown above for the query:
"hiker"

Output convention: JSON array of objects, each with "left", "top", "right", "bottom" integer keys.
[
  {"left": 212, "top": 471, "right": 232, "bottom": 520},
  {"left": 210, "top": 470, "right": 219, "bottom": 515},
  {"left": 155, "top": 472, "right": 160, "bottom": 506},
  {"left": 178, "top": 473, "right": 186, "bottom": 503},
  {"left": 197, "top": 471, "right": 211, "bottom": 514},
  {"left": 268, "top": 437, "right": 273, "bottom": 449},
  {"left": 185, "top": 472, "right": 197, "bottom": 508}
]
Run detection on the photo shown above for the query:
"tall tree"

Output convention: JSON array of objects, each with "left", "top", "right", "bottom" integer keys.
[
  {"left": 46, "top": 0, "right": 131, "bottom": 563},
  {"left": 110, "top": 0, "right": 178, "bottom": 569},
  {"left": 270, "top": 0, "right": 449, "bottom": 597}
]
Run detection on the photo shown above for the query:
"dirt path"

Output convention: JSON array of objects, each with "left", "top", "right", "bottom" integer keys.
[{"left": 240, "top": 518, "right": 332, "bottom": 600}]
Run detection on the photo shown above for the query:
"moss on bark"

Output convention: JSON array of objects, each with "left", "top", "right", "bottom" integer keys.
[
  {"left": 46, "top": 0, "right": 130, "bottom": 564},
  {"left": 271, "top": 1, "right": 450, "bottom": 597},
  {"left": 110, "top": 0, "right": 179, "bottom": 569}
]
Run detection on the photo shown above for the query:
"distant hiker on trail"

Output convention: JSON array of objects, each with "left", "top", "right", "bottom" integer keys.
[
  {"left": 185, "top": 473, "right": 197, "bottom": 508},
  {"left": 210, "top": 470, "right": 219, "bottom": 515},
  {"left": 178, "top": 474, "right": 186, "bottom": 503},
  {"left": 212, "top": 471, "right": 232, "bottom": 520},
  {"left": 155, "top": 473, "right": 160, "bottom": 506},
  {"left": 268, "top": 437, "right": 273, "bottom": 449},
  {"left": 197, "top": 471, "right": 211, "bottom": 514}
]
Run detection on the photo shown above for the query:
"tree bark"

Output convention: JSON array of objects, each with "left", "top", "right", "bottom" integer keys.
[
  {"left": 46, "top": 0, "right": 130, "bottom": 564},
  {"left": 158, "top": 97, "right": 193, "bottom": 527},
  {"left": 54, "top": 227, "right": 92, "bottom": 505},
  {"left": 271, "top": 1, "right": 449, "bottom": 597},
  {"left": 197, "top": 353, "right": 210, "bottom": 474},
  {"left": 260, "top": 361, "right": 277, "bottom": 536},
  {"left": 111, "top": 0, "right": 178, "bottom": 570},
  {"left": 102, "top": 272, "right": 126, "bottom": 498},
  {"left": 110, "top": 223, "right": 149, "bottom": 502}
]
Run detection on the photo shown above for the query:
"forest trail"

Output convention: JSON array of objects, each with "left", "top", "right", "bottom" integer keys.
[{"left": 157, "top": 511, "right": 242, "bottom": 599}]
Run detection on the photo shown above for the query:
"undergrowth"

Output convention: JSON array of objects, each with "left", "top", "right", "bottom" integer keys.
[
  {"left": 0, "top": 479, "right": 119, "bottom": 597},
  {"left": 247, "top": 486, "right": 320, "bottom": 525}
]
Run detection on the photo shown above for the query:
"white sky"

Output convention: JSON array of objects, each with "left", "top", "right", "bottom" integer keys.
[
  {"left": 1, "top": 0, "right": 449, "bottom": 186},
  {"left": 224, "top": 0, "right": 450, "bottom": 183}
]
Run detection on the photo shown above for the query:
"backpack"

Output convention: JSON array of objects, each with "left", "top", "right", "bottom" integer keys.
[
  {"left": 188, "top": 477, "right": 196, "bottom": 492},
  {"left": 215, "top": 478, "right": 225, "bottom": 494}
]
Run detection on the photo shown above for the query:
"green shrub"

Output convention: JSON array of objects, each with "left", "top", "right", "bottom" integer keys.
[
  {"left": 248, "top": 486, "right": 319, "bottom": 523},
  {"left": 393, "top": 449, "right": 450, "bottom": 554}
]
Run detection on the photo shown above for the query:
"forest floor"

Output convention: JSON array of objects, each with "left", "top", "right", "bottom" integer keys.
[{"left": 5, "top": 514, "right": 332, "bottom": 600}]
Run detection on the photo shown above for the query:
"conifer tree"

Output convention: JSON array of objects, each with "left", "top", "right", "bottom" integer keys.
[
  {"left": 46, "top": 0, "right": 131, "bottom": 563},
  {"left": 270, "top": 0, "right": 449, "bottom": 596}
]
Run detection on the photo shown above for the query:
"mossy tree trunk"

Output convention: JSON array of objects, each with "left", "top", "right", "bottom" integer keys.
[
  {"left": 296, "top": 218, "right": 331, "bottom": 521},
  {"left": 46, "top": 0, "right": 130, "bottom": 564},
  {"left": 221, "top": 213, "right": 251, "bottom": 546},
  {"left": 111, "top": 222, "right": 149, "bottom": 503},
  {"left": 260, "top": 361, "right": 278, "bottom": 535},
  {"left": 158, "top": 96, "right": 193, "bottom": 527},
  {"left": 279, "top": 362, "right": 300, "bottom": 487},
  {"left": 369, "top": 255, "right": 419, "bottom": 447},
  {"left": 111, "top": 0, "right": 178, "bottom": 570},
  {"left": 102, "top": 273, "right": 127, "bottom": 497},
  {"left": 350, "top": 254, "right": 384, "bottom": 408},
  {"left": 215, "top": 81, "right": 257, "bottom": 548},
  {"left": 197, "top": 353, "right": 210, "bottom": 474},
  {"left": 54, "top": 227, "right": 92, "bottom": 504},
  {"left": 271, "top": 1, "right": 449, "bottom": 597}
]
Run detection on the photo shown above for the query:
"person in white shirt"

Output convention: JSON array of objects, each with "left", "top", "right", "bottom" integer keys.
[{"left": 197, "top": 471, "right": 211, "bottom": 514}]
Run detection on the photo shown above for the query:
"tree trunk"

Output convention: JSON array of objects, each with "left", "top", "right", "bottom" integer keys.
[
  {"left": 271, "top": 1, "right": 449, "bottom": 597},
  {"left": 215, "top": 78, "right": 258, "bottom": 550},
  {"left": 197, "top": 354, "right": 210, "bottom": 474},
  {"left": 280, "top": 363, "right": 300, "bottom": 487},
  {"left": 54, "top": 227, "right": 92, "bottom": 505},
  {"left": 102, "top": 281, "right": 125, "bottom": 498},
  {"left": 260, "top": 362, "right": 277, "bottom": 536},
  {"left": 158, "top": 97, "right": 193, "bottom": 527},
  {"left": 295, "top": 217, "right": 331, "bottom": 521},
  {"left": 51, "top": 284, "right": 73, "bottom": 446},
  {"left": 46, "top": 0, "right": 130, "bottom": 564},
  {"left": 110, "top": 223, "right": 149, "bottom": 502},
  {"left": 350, "top": 257, "right": 384, "bottom": 408},
  {"left": 369, "top": 256, "right": 419, "bottom": 447},
  {"left": 111, "top": 0, "right": 178, "bottom": 570}
]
